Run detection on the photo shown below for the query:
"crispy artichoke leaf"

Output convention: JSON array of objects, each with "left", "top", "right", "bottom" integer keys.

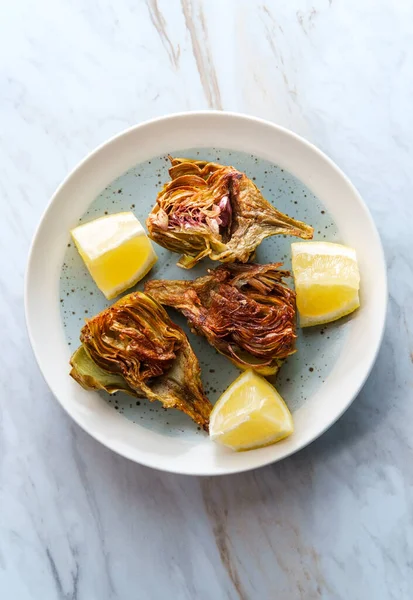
[
  {"left": 70, "top": 292, "right": 211, "bottom": 430},
  {"left": 145, "top": 263, "right": 297, "bottom": 376},
  {"left": 149, "top": 337, "right": 212, "bottom": 428},
  {"left": 70, "top": 346, "right": 137, "bottom": 395},
  {"left": 147, "top": 157, "right": 313, "bottom": 268}
]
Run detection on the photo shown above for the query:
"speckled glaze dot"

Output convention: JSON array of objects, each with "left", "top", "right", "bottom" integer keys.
[{"left": 59, "top": 147, "right": 347, "bottom": 440}]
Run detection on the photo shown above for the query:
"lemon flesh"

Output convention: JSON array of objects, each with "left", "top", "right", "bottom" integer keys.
[
  {"left": 291, "top": 241, "right": 360, "bottom": 327},
  {"left": 71, "top": 212, "right": 157, "bottom": 299},
  {"left": 209, "top": 369, "right": 294, "bottom": 451}
]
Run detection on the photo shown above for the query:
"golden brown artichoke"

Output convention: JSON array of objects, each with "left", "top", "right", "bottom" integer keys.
[
  {"left": 145, "top": 263, "right": 297, "bottom": 376},
  {"left": 70, "top": 292, "right": 212, "bottom": 430},
  {"left": 147, "top": 157, "right": 313, "bottom": 268}
]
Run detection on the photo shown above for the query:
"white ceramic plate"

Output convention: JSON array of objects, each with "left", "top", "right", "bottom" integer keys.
[{"left": 25, "top": 112, "right": 387, "bottom": 475}]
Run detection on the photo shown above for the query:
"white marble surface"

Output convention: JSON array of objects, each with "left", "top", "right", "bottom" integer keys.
[{"left": 1, "top": 0, "right": 412, "bottom": 598}]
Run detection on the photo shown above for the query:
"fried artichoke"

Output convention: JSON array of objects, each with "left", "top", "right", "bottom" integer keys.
[
  {"left": 145, "top": 263, "right": 297, "bottom": 376},
  {"left": 147, "top": 157, "right": 313, "bottom": 268},
  {"left": 70, "top": 292, "right": 212, "bottom": 430}
]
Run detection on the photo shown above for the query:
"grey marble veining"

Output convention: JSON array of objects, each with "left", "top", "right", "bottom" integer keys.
[{"left": 0, "top": 1, "right": 412, "bottom": 598}]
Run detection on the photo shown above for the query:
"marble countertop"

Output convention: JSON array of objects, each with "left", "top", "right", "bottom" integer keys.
[{"left": 1, "top": 1, "right": 412, "bottom": 598}]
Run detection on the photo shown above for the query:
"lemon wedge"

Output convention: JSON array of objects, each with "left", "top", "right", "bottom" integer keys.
[
  {"left": 291, "top": 241, "right": 360, "bottom": 327},
  {"left": 71, "top": 212, "right": 157, "bottom": 299},
  {"left": 209, "top": 369, "right": 294, "bottom": 451}
]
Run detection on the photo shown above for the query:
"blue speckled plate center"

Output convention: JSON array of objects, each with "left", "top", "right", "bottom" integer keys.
[{"left": 60, "top": 147, "right": 347, "bottom": 441}]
